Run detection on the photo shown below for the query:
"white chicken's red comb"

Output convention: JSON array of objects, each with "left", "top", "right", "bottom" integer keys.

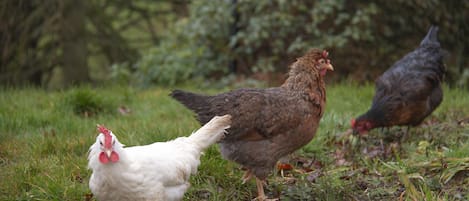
[
  {"left": 97, "top": 124, "right": 111, "bottom": 135},
  {"left": 97, "top": 124, "right": 113, "bottom": 148}
]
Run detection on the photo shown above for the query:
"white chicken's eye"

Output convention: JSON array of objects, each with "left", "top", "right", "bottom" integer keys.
[
  {"left": 112, "top": 140, "right": 115, "bottom": 145},
  {"left": 100, "top": 141, "right": 103, "bottom": 146}
]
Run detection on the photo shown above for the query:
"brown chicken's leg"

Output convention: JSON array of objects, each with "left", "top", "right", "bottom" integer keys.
[
  {"left": 253, "top": 177, "right": 278, "bottom": 201},
  {"left": 242, "top": 169, "right": 253, "bottom": 184},
  {"left": 255, "top": 178, "right": 266, "bottom": 201}
]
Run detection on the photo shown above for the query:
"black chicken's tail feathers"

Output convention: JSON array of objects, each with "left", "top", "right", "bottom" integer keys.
[
  {"left": 420, "top": 25, "right": 439, "bottom": 46},
  {"left": 170, "top": 90, "right": 211, "bottom": 124},
  {"left": 416, "top": 25, "right": 446, "bottom": 79}
]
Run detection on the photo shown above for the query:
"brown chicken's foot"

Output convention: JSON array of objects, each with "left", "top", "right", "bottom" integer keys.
[
  {"left": 252, "top": 197, "right": 279, "bottom": 201},
  {"left": 242, "top": 169, "right": 253, "bottom": 184},
  {"left": 251, "top": 178, "right": 279, "bottom": 201}
]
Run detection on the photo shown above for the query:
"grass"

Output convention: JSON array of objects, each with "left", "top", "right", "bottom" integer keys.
[{"left": 0, "top": 83, "right": 468, "bottom": 201}]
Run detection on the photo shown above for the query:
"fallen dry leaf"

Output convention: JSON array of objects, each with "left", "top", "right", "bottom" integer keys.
[
  {"left": 84, "top": 193, "right": 93, "bottom": 201},
  {"left": 457, "top": 117, "right": 469, "bottom": 126},
  {"left": 306, "top": 169, "right": 322, "bottom": 182},
  {"left": 277, "top": 163, "right": 293, "bottom": 171},
  {"left": 118, "top": 105, "right": 132, "bottom": 115}
]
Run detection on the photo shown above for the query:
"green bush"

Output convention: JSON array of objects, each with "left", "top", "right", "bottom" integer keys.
[
  {"left": 129, "top": 0, "right": 468, "bottom": 86},
  {"left": 64, "top": 87, "right": 115, "bottom": 117},
  {"left": 133, "top": 41, "right": 196, "bottom": 87},
  {"left": 127, "top": 2, "right": 233, "bottom": 87},
  {"left": 231, "top": 0, "right": 377, "bottom": 73},
  {"left": 130, "top": 0, "right": 378, "bottom": 86}
]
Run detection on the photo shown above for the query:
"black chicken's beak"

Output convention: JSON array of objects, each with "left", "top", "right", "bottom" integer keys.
[{"left": 352, "top": 129, "right": 358, "bottom": 135}]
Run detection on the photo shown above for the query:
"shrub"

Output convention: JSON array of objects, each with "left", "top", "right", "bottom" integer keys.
[
  {"left": 64, "top": 87, "right": 115, "bottom": 117},
  {"left": 129, "top": 0, "right": 469, "bottom": 86},
  {"left": 130, "top": 0, "right": 235, "bottom": 87}
]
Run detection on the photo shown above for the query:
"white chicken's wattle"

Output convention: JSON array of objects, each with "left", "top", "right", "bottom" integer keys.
[{"left": 88, "top": 115, "right": 231, "bottom": 201}]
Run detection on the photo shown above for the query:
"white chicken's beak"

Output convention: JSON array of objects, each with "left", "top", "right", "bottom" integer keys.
[{"left": 105, "top": 149, "right": 112, "bottom": 158}]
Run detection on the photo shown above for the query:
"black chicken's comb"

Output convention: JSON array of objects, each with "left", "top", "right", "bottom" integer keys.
[{"left": 322, "top": 50, "right": 329, "bottom": 59}]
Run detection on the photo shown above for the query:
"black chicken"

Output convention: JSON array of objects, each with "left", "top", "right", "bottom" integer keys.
[{"left": 352, "top": 26, "right": 445, "bottom": 135}]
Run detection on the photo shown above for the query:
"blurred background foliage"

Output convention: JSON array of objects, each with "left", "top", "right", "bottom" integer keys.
[{"left": 1, "top": 0, "right": 468, "bottom": 88}]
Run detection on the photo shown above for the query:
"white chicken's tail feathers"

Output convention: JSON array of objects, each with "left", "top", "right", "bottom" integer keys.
[{"left": 188, "top": 115, "right": 231, "bottom": 150}]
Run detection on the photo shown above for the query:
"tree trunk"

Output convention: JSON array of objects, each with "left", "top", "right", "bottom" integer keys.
[
  {"left": 228, "top": 0, "right": 239, "bottom": 74},
  {"left": 61, "top": 0, "right": 88, "bottom": 87}
]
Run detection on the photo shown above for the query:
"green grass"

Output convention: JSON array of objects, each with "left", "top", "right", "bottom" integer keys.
[{"left": 0, "top": 84, "right": 468, "bottom": 201}]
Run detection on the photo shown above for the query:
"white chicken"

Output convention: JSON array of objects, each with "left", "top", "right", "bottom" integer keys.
[{"left": 88, "top": 115, "right": 231, "bottom": 201}]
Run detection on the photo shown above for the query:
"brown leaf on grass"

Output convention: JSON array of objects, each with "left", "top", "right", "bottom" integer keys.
[
  {"left": 306, "top": 169, "right": 322, "bottom": 182},
  {"left": 293, "top": 156, "right": 324, "bottom": 170},
  {"left": 360, "top": 142, "right": 398, "bottom": 160},
  {"left": 355, "top": 180, "right": 368, "bottom": 190},
  {"left": 450, "top": 170, "right": 469, "bottom": 183},
  {"left": 362, "top": 146, "right": 383, "bottom": 159},
  {"left": 339, "top": 168, "right": 371, "bottom": 181},
  {"left": 277, "top": 163, "right": 294, "bottom": 171},
  {"left": 339, "top": 170, "right": 356, "bottom": 180},
  {"left": 335, "top": 158, "right": 350, "bottom": 166},
  {"left": 83, "top": 111, "right": 92, "bottom": 118},
  {"left": 282, "top": 176, "right": 297, "bottom": 185},
  {"left": 118, "top": 105, "right": 131, "bottom": 115},
  {"left": 42, "top": 129, "right": 56, "bottom": 138},
  {"left": 457, "top": 117, "right": 469, "bottom": 126},
  {"left": 386, "top": 142, "right": 399, "bottom": 156},
  {"left": 422, "top": 116, "right": 441, "bottom": 126},
  {"left": 334, "top": 129, "right": 353, "bottom": 143},
  {"left": 84, "top": 193, "right": 93, "bottom": 201},
  {"left": 279, "top": 156, "right": 325, "bottom": 175},
  {"left": 333, "top": 149, "right": 352, "bottom": 166},
  {"left": 194, "top": 189, "right": 211, "bottom": 200},
  {"left": 71, "top": 172, "right": 83, "bottom": 183}
]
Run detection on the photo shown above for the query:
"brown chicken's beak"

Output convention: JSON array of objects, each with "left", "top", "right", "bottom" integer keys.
[{"left": 326, "top": 64, "right": 334, "bottom": 71}]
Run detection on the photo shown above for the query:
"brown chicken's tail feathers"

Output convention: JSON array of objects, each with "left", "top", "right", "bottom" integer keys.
[
  {"left": 188, "top": 115, "right": 231, "bottom": 150},
  {"left": 171, "top": 89, "right": 207, "bottom": 110},
  {"left": 170, "top": 90, "right": 204, "bottom": 106},
  {"left": 170, "top": 89, "right": 211, "bottom": 124}
]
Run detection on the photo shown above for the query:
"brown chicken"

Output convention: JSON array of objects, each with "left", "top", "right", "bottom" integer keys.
[
  {"left": 352, "top": 26, "right": 445, "bottom": 135},
  {"left": 170, "top": 49, "right": 333, "bottom": 200}
]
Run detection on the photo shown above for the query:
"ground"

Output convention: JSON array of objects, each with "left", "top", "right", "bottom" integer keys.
[{"left": 0, "top": 84, "right": 468, "bottom": 201}]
